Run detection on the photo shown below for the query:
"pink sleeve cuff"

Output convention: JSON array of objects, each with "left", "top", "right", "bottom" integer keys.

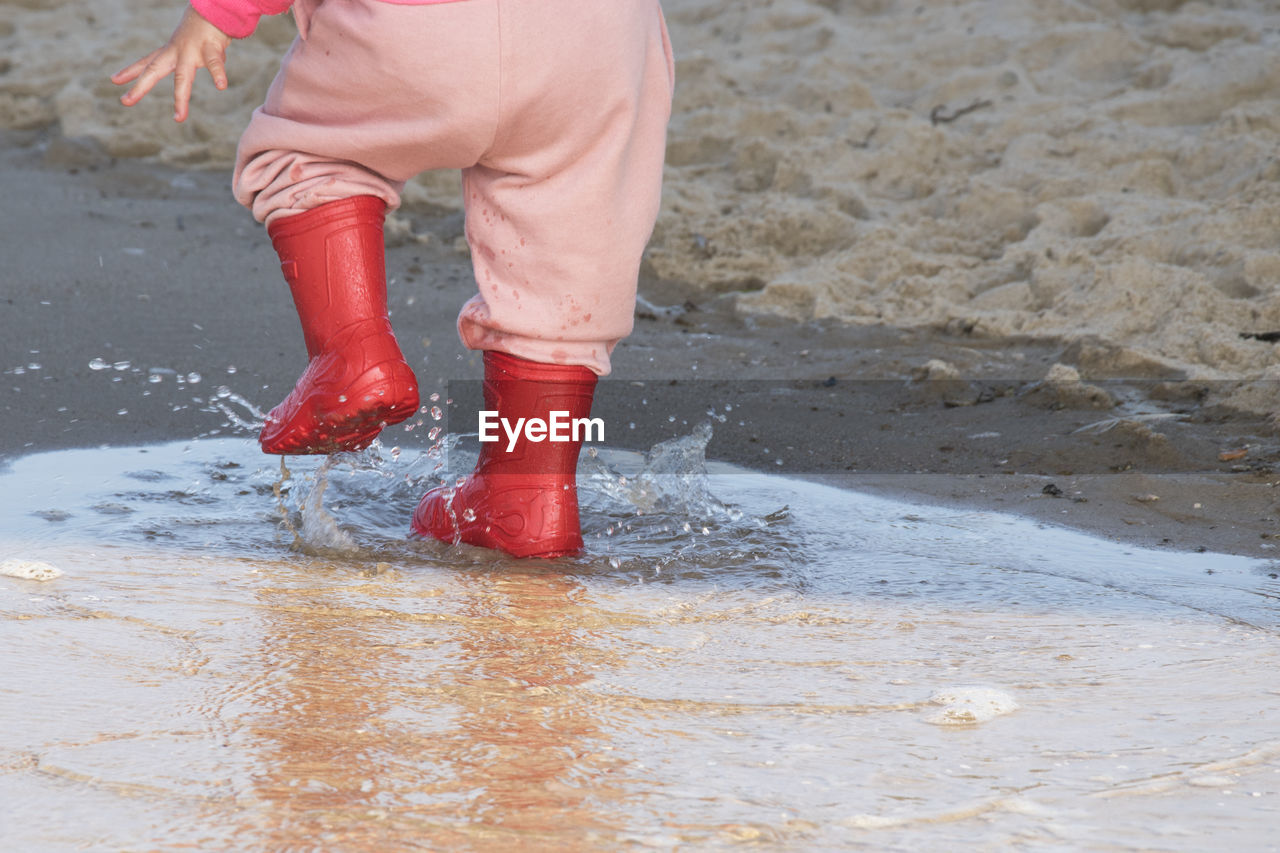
[{"left": 189, "top": 0, "right": 292, "bottom": 38}]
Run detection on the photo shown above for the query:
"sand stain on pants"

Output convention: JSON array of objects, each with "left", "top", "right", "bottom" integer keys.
[{"left": 234, "top": 0, "right": 675, "bottom": 374}]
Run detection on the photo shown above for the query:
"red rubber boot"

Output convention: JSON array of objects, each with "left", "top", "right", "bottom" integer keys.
[
  {"left": 411, "top": 351, "right": 598, "bottom": 558},
  {"left": 259, "top": 196, "right": 419, "bottom": 455}
]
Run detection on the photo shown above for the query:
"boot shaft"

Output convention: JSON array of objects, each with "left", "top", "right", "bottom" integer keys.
[
  {"left": 476, "top": 351, "right": 598, "bottom": 478},
  {"left": 267, "top": 196, "right": 389, "bottom": 358}
]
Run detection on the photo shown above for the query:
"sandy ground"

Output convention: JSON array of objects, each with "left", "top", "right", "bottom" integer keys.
[{"left": 2, "top": 0, "right": 1280, "bottom": 558}]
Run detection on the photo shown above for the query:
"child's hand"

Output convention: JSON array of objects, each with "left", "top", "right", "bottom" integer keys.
[{"left": 111, "top": 7, "right": 233, "bottom": 123}]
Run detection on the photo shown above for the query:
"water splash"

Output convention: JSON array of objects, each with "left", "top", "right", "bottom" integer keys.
[
  {"left": 205, "top": 385, "right": 267, "bottom": 431},
  {"left": 581, "top": 421, "right": 737, "bottom": 521},
  {"left": 296, "top": 457, "right": 359, "bottom": 555}
]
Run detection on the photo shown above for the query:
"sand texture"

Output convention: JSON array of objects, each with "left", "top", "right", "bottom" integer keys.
[
  {"left": 4, "top": 0, "right": 1279, "bottom": 404},
  {"left": 651, "top": 0, "right": 1280, "bottom": 397}
]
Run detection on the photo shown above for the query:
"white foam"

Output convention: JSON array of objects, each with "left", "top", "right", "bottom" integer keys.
[
  {"left": 924, "top": 687, "right": 1019, "bottom": 726},
  {"left": 0, "top": 559, "right": 63, "bottom": 581}
]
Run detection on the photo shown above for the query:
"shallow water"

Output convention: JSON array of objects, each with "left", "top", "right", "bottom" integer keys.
[{"left": 2, "top": 429, "right": 1279, "bottom": 851}]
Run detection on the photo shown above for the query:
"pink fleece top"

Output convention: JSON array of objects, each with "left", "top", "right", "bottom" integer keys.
[{"left": 191, "top": 0, "right": 468, "bottom": 39}]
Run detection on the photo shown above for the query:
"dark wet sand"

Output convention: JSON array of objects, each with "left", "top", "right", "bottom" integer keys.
[{"left": 3, "top": 131, "right": 1278, "bottom": 559}]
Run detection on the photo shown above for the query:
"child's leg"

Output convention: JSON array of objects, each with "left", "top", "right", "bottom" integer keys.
[
  {"left": 454, "top": 0, "right": 675, "bottom": 376},
  {"left": 412, "top": 0, "right": 674, "bottom": 556},
  {"left": 234, "top": 0, "right": 500, "bottom": 224},
  {"left": 232, "top": 0, "right": 501, "bottom": 452}
]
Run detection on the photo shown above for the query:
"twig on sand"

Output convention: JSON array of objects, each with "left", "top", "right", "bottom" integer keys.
[
  {"left": 1071, "top": 413, "right": 1183, "bottom": 436},
  {"left": 930, "top": 99, "right": 993, "bottom": 126},
  {"left": 1240, "top": 330, "right": 1280, "bottom": 343}
]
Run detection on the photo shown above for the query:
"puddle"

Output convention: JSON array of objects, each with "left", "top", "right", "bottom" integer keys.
[{"left": 1, "top": 428, "right": 1278, "bottom": 850}]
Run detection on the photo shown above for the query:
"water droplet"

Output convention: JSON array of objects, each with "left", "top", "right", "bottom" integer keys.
[
  {"left": 116, "top": 408, "right": 128, "bottom": 416},
  {"left": 113, "top": 360, "right": 131, "bottom": 371},
  {"left": 186, "top": 372, "right": 202, "bottom": 384},
  {"left": 11, "top": 367, "right": 24, "bottom": 375},
  {"left": 88, "top": 358, "right": 108, "bottom": 370},
  {"left": 668, "top": 415, "right": 676, "bottom": 423},
  {"left": 608, "top": 556, "right": 621, "bottom": 569},
  {"left": 338, "top": 395, "right": 348, "bottom": 403},
  {"left": 430, "top": 407, "right": 442, "bottom": 421},
  {"left": 26, "top": 363, "right": 41, "bottom": 371},
  {"left": 226, "top": 366, "right": 237, "bottom": 374},
  {"left": 455, "top": 477, "right": 467, "bottom": 487},
  {"left": 462, "top": 508, "right": 476, "bottom": 522},
  {"left": 429, "top": 392, "right": 440, "bottom": 402},
  {"left": 390, "top": 446, "right": 401, "bottom": 460},
  {"left": 629, "top": 422, "right": 635, "bottom": 429},
  {"left": 215, "top": 386, "right": 232, "bottom": 399},
  {"left": 148, "top": 374, "right": 162, "bottom": 384},
  {"left": 428, "top": 426, "right": 441, "bottom": 441}
]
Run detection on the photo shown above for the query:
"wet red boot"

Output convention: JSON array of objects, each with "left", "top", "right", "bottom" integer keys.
[
  {"left": 411, "top": 351, "right": 598, "bottom": 558},
  {"left": 260, "top": 196, "right": 419, "bottom": 455}
]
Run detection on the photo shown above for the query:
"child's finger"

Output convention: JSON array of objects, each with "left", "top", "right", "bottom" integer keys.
[
  {"left": 121, "top": 55, "right": 175, "bottom": 106},
  {"left": 173, "top": 64, "right": 194, "bottom": 122},
  {"left": 202, "top": 45, "right": 228, "bottom": 90},
  {"left": 111, "top": 49, "right": 163, "bottom": 85}
]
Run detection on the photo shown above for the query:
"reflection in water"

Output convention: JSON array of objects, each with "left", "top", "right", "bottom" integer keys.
[
  {"left": 237, "top": 561, "right": 626, "bottom": 849},
  {"left": 238, "top": 577, "right": 411, "bottom": 849},
  {"left": 442, "top": 570, "right": 621, "bottom": 844},
  {"left": 0, "top": 434, "right": 1278, "bottom": 850}
]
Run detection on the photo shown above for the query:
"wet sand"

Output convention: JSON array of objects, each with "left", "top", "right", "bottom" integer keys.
[{"left": 1, "top": 136, "right": 1277, "bottom": 559}]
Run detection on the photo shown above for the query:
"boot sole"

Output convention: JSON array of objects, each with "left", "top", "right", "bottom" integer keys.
[{"left": 260, "top": 361, "right": 419, "bottom": 455}]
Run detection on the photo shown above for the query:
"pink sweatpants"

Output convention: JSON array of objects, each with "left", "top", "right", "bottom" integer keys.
[{"left": 234, "top": 0, "right": 674, "bottom": 375}]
